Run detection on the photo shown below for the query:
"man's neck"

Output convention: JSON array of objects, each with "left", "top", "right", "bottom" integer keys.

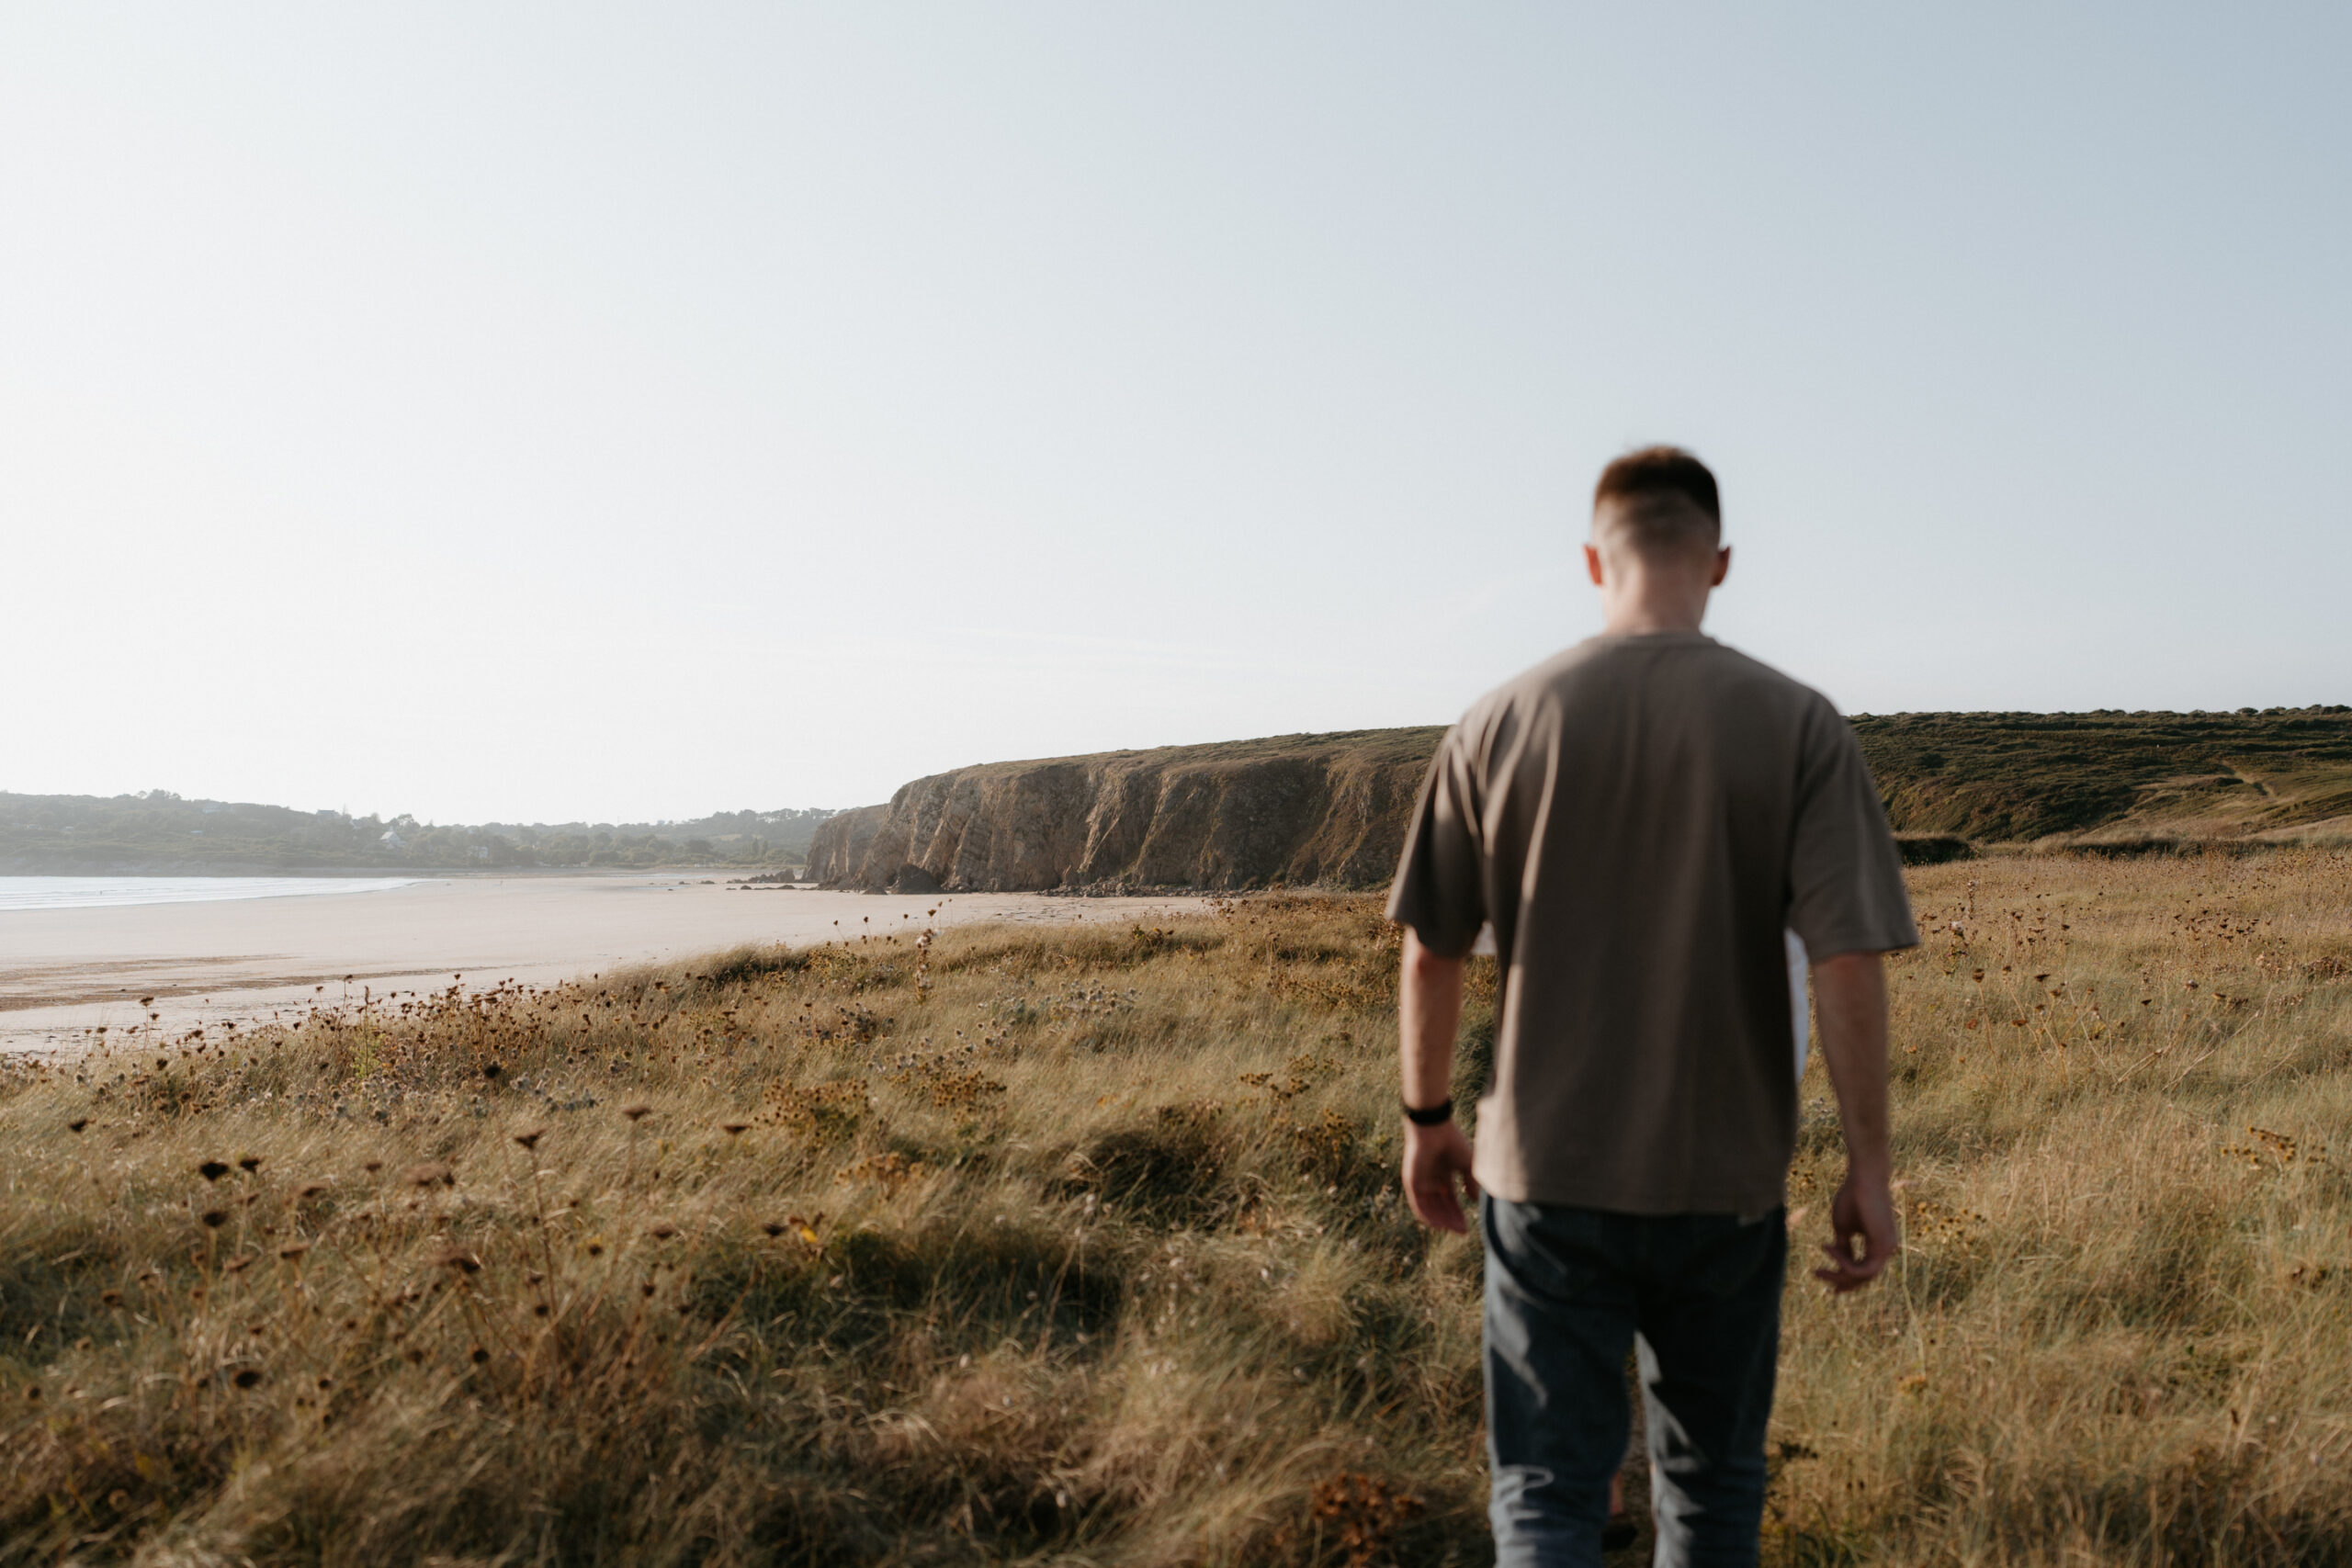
[{"left": 1600, "top": 604, "right": 1707, "bottom": 636}]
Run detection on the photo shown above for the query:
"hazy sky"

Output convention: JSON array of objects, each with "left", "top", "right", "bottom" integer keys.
[{"left": 5, "top": 6, "right": 2346, "bottom": 823}]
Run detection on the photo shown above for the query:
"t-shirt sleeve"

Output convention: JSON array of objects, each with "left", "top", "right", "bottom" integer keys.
[
  {"left": 1786, "top": 702, "right": 1919, "bottom": 959},
  {"left": 1385, "top": 723, "right": 1487, "bottom": 958}
]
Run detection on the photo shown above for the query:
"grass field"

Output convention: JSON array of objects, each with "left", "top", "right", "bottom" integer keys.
[{"left": 5, "top": 852, "right": 2350, "bottom": 1564}]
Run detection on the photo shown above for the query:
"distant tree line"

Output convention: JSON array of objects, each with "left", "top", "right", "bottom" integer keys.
[{"left": 0, "top": 792, "right": 837, "bottom": 874}]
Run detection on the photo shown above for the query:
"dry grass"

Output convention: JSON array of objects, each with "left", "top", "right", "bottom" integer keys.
[
  {"left": 0, "top": 898, "right": 1484, "bottom": 1566},
  {"left": 1774, "top": 849, "right": 2352, "bottom": 1565},
  {"left": 4, "top": 856, "right": 2351, "bottom": 1564}
]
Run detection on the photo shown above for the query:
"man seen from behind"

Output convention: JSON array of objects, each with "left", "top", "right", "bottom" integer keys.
[{"left": 1388, "top": 446, "right": 1917, "bottom": 1567}]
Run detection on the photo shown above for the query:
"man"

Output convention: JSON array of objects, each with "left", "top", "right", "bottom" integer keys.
[{"left": 1386, "top": 446, "right": 1915, "bottom": 1567}]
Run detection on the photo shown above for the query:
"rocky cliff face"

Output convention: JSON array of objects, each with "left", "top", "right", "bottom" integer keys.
[{"left": 805, "top": 728, "right": 1446, "bottom": 892}]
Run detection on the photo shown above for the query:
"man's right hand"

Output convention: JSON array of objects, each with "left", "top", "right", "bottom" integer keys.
[
  {"left": 1813, "top": 1166, "right": 1898, "bottom": 1292},
  {"left": 1402, "top": 1120, "right": 1480, "bottom": 1235}
]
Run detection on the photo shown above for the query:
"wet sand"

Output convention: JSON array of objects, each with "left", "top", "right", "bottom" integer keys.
[{"left": 0, "top": 874, "right": 1209, "bottom": 1055}]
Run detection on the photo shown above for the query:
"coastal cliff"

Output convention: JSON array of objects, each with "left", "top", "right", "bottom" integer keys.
[
  {"left": 804, "top": 728, "right": 1445, "bottom": 892},
  {"left": 808, "top": 707, "right": 2352, "bottom": 892}
]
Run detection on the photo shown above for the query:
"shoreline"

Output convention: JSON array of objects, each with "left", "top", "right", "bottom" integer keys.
[{"left": 0, "top": 873, "right": 1211, "bottom": 1057}]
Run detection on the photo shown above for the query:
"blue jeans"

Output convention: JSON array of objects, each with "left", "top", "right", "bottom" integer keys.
[{"left": 1483, "top": 1197, "right": 1785, "bottom": 1567}]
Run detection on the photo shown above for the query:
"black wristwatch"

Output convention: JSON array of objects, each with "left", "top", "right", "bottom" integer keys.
[{"left": 1402, "top": 1098, "right": 1453, "bottom": 1126}]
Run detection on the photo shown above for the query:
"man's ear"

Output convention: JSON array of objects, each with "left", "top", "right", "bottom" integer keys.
[
  {"left": 1583, "top": 541, "right": 1605, "bottom": 587},
  {"left": 1710, "top": 544, "right": 1731, "bottom": 588}
]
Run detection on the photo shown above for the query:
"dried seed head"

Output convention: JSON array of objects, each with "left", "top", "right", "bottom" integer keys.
[
  {"left": 761, "top": 1221, "right": 787, "bottom": 1237},
  {"left": 198, "top": 1161, "right": 231, "bottom": 1182},
  {"left": 232, "top": 1368, "right": 265, "bottom": 1390},
  {"left": 68, "top": 1118, "right": 89, "bottom": 1134},
  {"left": 296, "top": 1183, "right": 329, "bottom": 1200},
  {"left": 435, "top": 1249, "right": 481, "bottom": 1274},
  {"left": 363, "top": 1160, "right": 383, "bottom": 1175},
  {"left": 238, "top": 1156, "right": 262, "bottom": 1173},
  {"left": 99, "top": 1291, "right": 123, "bottom": 1307},
  {"left": 720, "top": 1121, "right": 750, "bottom": 1136},
  {"left": 621, "top": 1104, "right": 652, "bottom": 1122},
  {"left": 277, "top": 1244, "right": 310, "bottom": 1261},
  {"left": 512, "top": 1126, "right": 546, "bottom": 1151},
  {"left": 404, "top": 1163, "right": 453, "bottom": 1189},
  {"left": 648, "top": 1222, "right": 679, "bottom": 1240},
  {"left": 482, "top": 1062, "right": 503, "bottom": 1080},
  {"left": 470, "top": 1347, "right": 490, "bottom": 1365},
  {"left": 224, "top": 1255, "right": 255, "bottom": 1274},
  {"left": 200, "top": 1210, "right": 230, "bottom": 1228}
]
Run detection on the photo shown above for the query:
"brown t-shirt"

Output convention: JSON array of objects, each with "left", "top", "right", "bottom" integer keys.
[{"left": 1386, "top": 632, "right": 1917, "bottom": 1215}]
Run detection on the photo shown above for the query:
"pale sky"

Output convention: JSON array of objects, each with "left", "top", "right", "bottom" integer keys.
[{"left": 5, "top": 6, "right": 2346, "bottom": 823}]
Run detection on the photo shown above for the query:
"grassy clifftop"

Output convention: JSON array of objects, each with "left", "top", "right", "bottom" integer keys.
[
  {"left": 1852, "top": 708, "right": 2352, "bottom": 844},
  {"left": 811, "top": 709, "right": 2352, "bottom": 893}
]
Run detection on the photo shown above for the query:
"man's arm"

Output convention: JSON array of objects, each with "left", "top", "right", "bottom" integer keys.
[
  {"left": 1808, "top": 950, "right": 1897, "bottom": 1292},
  {"left": 1398, "top": 928, "right": 1479, "bottom": 1234}
]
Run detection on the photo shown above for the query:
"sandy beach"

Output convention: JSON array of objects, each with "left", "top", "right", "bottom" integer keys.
[{"left": 0, "top": 874, "right": 1209, "bottom": 1055}]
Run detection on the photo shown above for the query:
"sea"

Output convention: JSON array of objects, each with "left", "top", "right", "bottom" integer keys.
[{"left": 0, "top": 876, "right": 419, "bottom": 913}]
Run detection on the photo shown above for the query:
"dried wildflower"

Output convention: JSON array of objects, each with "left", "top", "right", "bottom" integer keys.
[
  {"left": 363, "top": 1160, "right": 383, "bottom": 1174},
  {"left": 513, "top": 1126, "right": 546, "bottom": 1151},
  {"left": 296, "top": 1182, "right": 329, "bottom": 1200},
  {"left": 648, "top": 1221, "right": 679, "bottom": 1240},
  {"left": 584, "top": 1239, "right": 606, "bottom": 1257},
  {"left": 405, "top": 1163, "right": 454, "bottom": 1189},
  {"left": 68, "top": 1117, "right": 89, "bottom": 1134},
  {"left": 198, "top": 1160, "right": 231, "bottom": 1182},
  {"left": 621, "top": 1103, "right": 653, "bottom": 1122},
  {"left": 238, "top": 1155, "right": 263, "bottom": 1173},
  {"left": 435, "top": 1249, "right": 482, "bottom": 1274},
  {"left": 482, "top": 1062, "right": 503, "bottom": 1080},
  {"left": 201, "top": 1210, "right": 230, "bottom": 1228},
  {"left": 470, "top": 1347, "right": 490, "bottom": 1364},
  {"left": 720, "top": 1121, "right": 750, "bottom": 1136},
  {"left": 760, "top": 1221, "right": 788, "bottom": 1237}
]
